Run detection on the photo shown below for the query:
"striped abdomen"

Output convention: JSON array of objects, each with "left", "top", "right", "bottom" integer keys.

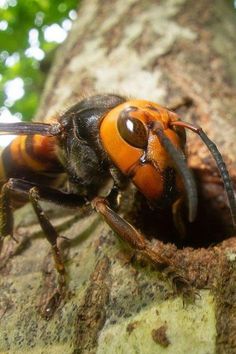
[{"left": 0, "top": 134, "right": 64, "bottom": 191}]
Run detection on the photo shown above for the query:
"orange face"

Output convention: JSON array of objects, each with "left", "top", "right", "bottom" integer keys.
[{"left": 99, "top": 100, "right": 185, "bottom": 201}]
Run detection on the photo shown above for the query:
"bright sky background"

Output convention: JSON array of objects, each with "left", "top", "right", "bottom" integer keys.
[{"left": 0, "top": 4, "right": 77, "bottom": 147}]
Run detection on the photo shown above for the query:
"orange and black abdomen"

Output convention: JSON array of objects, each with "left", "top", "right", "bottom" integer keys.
[{"left": 0, "top": 134, "right": 64, "bottom": 190}]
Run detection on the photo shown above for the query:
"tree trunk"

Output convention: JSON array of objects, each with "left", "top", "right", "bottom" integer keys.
[{"left": 1, "top": 0, "right": 236, "bottom": 353}]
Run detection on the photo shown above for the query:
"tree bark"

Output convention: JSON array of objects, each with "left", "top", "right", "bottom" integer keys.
[{"left": 1, "top": 0, "right": 236, "bottom": 353}]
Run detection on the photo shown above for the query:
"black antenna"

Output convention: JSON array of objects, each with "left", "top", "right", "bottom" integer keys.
[
  {"left": 153, "top": 124, "right": 198, "bottom": 222},
  {"left": 171, "top": 120, "right": 236, "bottom": 228}
]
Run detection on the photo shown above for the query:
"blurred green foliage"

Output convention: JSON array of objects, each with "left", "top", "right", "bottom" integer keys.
[{"left": 0, "top": 0, "right": 78, "bottom": 121}]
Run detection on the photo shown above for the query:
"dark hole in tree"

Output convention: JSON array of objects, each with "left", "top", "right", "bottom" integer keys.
[{"left": 124, "top": 167, "right": 234, "bottom": 249}]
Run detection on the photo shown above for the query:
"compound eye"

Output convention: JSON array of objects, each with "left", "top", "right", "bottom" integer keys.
[{"left": 117, "top": 112, "right": 148, "bottom": 149}]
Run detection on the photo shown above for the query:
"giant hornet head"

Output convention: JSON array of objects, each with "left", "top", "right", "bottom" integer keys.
[
  {"left": 99, "top": 98, "right": 236, "bottom": 225},
  {"left": 100, "top": 100, "right": 187, "bottom": 206}
]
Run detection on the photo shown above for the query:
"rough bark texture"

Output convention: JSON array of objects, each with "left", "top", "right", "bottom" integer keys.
[{"left": 1, "top": 0, "right": 236, "bottom": 353}]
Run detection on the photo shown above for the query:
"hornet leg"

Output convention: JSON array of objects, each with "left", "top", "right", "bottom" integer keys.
[
  {"left": 92, "top": 197, "right": 175, "bottom": 268},
  {"left": 0, "top": 178, "right": 86, "bottom": 288}
]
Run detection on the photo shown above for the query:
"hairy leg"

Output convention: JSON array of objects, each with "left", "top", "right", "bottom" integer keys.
[{"left": 0, "top": 178, "right": 86, "bottom": 288}]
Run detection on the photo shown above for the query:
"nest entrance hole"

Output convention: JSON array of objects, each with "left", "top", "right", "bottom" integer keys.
[{"left": 125, "top": 167, "right": 235, "bottom": 249}]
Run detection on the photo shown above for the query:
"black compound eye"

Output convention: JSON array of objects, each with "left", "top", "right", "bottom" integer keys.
[{"left": 117, "top": 111, "right": 148, "bottom": 149}]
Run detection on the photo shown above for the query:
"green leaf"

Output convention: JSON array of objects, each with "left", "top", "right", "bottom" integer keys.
[{"left": 0, "top": 0, "right": 78, "bottom": 121}]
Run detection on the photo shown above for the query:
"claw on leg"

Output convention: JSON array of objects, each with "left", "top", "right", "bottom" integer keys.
[{"left": 92, "top": 197, "right": 175, "bottom": 268}]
